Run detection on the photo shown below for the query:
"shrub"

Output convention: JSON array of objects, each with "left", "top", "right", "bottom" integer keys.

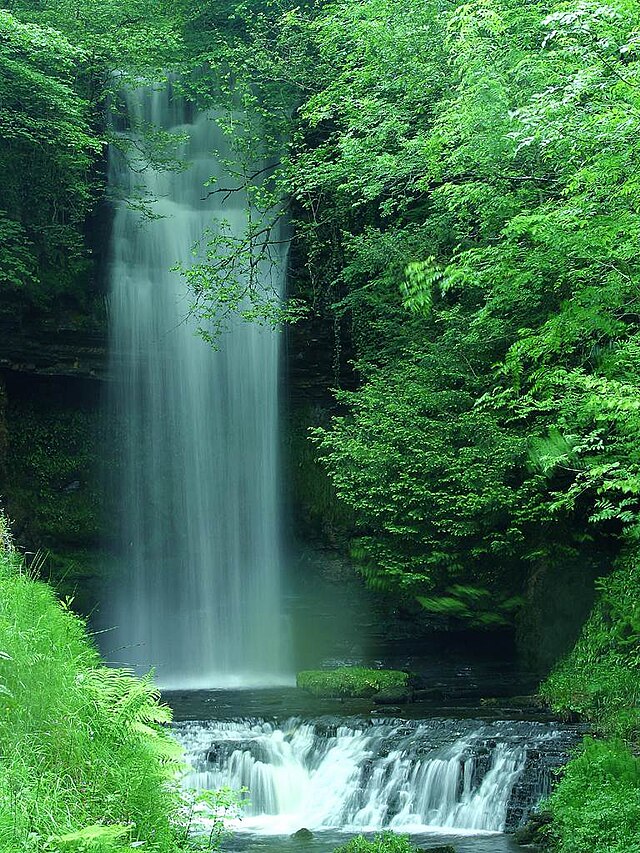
[
  {"left": 333, "top": 833, "right": 419, "bottom": 853},
  {"left": 547, "top": 738, "right": 640, "bottom": 853},
  {"left": 543, "top": 553, "right": 640, "bottom": 852}
]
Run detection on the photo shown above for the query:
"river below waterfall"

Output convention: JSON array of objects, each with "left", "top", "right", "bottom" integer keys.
[{"left": 208, "top": 827, "right": 523, "bottom": 853}]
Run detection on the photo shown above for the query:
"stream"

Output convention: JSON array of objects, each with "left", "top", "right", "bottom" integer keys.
[
  {"left": 160, "top": 543, "right": 580, "bottom": 853},
  {"left": 165, "top": 616, "right": 581, "bottom": 853},
  {"left": 166, "top": 689, "right": 580, "bottom": 853}
]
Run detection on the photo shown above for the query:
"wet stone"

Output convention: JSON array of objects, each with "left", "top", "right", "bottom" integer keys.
[{"left": 291, "top": 828, "right": 314, "bottom": 840}]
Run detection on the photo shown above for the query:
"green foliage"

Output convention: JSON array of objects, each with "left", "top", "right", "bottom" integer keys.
[
  {"left": 0, "top": 514, "right": 236, "bottom": 850},
  {"left": 542, "top": 552, "right": 640, "bottom": 851},
  {"left": 417, "top": 585, "right": 523, "bottom": 628},
  {"left": 6, "top": 0, "right": 188, "bottom": 72},
  {"left": 181, "top": 786, "right": 243, "bottom": 851},
  {"left": 310, "top": 356, "right": 538, "bottom": 614},
  {"left": 547, "top": 738, "right": 640, "bottom": 853},
  {"left": 0, "top": 1, "right": 211, "bottom": 312},
  {"left": 205, "top": 0, "right": 640, "bottom": 626},
  {"left": 332, "top": 834, "right": 421, "bottom": 853},
  {"left": 296, "top": 667, "right": 409, "bottom": 699},
  {"left": 542, "top": 553, "right": 640, "bottom": 739},
  {"left": 46, "top": 823, "right": 133, "bottom": 852},
  {"left": 0, "top": 10, "right": 98, "bottom": 299},
  {"left": 0, "top": 531, "right": 187, "bottom": 851}
]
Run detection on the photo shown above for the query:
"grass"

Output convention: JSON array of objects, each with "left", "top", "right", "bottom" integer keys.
[
  {"left": 296, "top": 667, "right": 409, "bottom": 699},
  {"left": 541, "top": 551, "right": 640, "bottom": 852},
  {"left": 0, "top": 517, "right": 190, "bottom": 852},
  {"left": 332, "top": 834, "right": 453, "bottom": 853}
]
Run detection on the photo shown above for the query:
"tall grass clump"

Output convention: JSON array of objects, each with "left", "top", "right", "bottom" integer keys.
[
  {"left": 0, "top": 516, "right": 188, "bottom": 852},
  {"left": 332, "top": 834, "right": 425, "bottom": 853}
]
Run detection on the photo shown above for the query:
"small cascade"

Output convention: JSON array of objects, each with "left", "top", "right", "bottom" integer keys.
[{"left": 175, "top": 717, "right": 578, "bottom": 835}]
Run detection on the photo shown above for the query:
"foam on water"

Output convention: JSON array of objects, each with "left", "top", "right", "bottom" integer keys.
[{"left": 175, "top": 717, "right": 567, "bottom": 835}]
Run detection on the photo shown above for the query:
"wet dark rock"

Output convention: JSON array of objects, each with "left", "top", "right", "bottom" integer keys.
[
  {"left": 413, "top": 688, "right": 446, "bottom": 701},
  {"left": 469, "top": 747, "right": 492, "bottom": 790},
  {"left": 417, "top": 846, "right": 456, "bottom": 853},
  {"left": 373, "top": 686, "right": 412, "bottom": 705},
  {"left": 313, "top": 721, "right": 338, "bottom": 738},
  {"left": 0, "top": 298, "right": 107, "bottom": 379},
  {"left": 505, "top": 728, "right": 583, "bottom": 831},
  {"left": 291, "top": 828, "right": 314, "bottom": 840},
  {"left": 206, "top": 739, "right": 270, "bottom": 764},
  {"left": 513, "top": 810, "right": 553, "bottom": 846},
  {"left": 359, "top": 757, "right": 375, "bottom": 786},
  {"left": 482, "top": 695, "right": 548, "bottom": 713}
]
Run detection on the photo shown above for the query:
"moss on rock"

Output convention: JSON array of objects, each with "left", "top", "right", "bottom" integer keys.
[{"left": 296, "top": 667, "right": 411, "bottom": 699}]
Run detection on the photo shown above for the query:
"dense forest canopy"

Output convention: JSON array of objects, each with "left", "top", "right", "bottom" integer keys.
[{"left": 3, "top": 0, "right": 640, "bottom": 637}]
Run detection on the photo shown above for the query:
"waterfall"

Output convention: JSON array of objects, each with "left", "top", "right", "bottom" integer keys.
[
  {"left": 104, "top": 81, "right": 291, "bottom": 688},
  {"left": 175, "top": 717, "right": 576, "bottom": 835}
]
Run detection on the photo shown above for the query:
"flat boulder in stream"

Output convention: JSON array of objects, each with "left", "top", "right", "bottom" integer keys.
[
  {"left": 373, "top": 685, "right": 411, "bottom": 705},
  {"left": 296, "top": 667, "right": 412, "bottom": 700}
]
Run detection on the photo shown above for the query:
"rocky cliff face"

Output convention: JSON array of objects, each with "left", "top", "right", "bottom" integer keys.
[
  {"left": 0, "top": 293, "right": 107, "bottom": 380},
  {"left": 0, "top": 370, "right": 106, "bottom": 608},
  {"left": 286, "top": 308, "right": 356, "bottom": 406}
]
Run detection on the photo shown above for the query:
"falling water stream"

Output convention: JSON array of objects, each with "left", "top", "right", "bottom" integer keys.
[{"left": 105, "top": 82, "right": 290, "bottom": 688}]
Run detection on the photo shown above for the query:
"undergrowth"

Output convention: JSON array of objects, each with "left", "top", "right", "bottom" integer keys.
[
  {"left": 0, "top": 515, "right": 190, "bottom": 852},
  {"left": 542, "top": 552, "right": 640, "bottom": 852},
  {"left": 546, "top": 739, "right": 640, "bottom": 853},
  {"left": 542, "top": 553, "right": 640, "bottom": 739},
  {"left": 332, "top": 834, "right": 450, "bottom": 853}
]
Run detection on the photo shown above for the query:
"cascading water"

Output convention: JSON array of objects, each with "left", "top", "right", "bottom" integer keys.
[
  {"left": 175, "top": 717, "right": 578, "bottom": 835},
  {"left": 104, "top": 81, "right": 291, "bottom": 688}
]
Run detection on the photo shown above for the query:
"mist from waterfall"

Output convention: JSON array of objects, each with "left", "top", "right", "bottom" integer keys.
[{"left": 104, "top": 81, "right": 291, "bottom": 688}]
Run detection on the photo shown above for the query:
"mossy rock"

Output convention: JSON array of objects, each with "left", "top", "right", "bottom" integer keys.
[
  {"left": 513, "top": 811, "right": 552, "bottom": 846},
  {"left": 296, "top": 667, "right": 411, "bottom": 699},
  {"left": 291, "top": 828, "right": 314, "bottom": 840},
  {"left": 373, "top": 685, "right": 412, "bottom": 705}
]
